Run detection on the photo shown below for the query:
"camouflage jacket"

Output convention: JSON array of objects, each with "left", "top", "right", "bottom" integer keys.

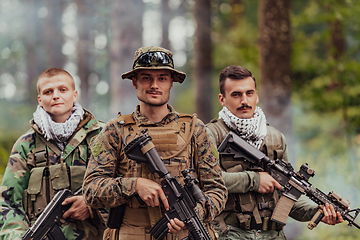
[
  {"left": 0, "top": 109, "right": 105, "bottom": 240},
  {"left": 206, "top": 118, "right": 318, "bottom": 223},
  {"left": 83, "top": 105, "right": 228, "bottom": 223}
]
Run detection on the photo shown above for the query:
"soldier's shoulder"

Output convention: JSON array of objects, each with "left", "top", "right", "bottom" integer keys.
[
  {"left": 265, "top": 125, "right": 285, "bottom": 139},
  {"left": 16, "top": 128, "right": 36, "bottom": 144}
]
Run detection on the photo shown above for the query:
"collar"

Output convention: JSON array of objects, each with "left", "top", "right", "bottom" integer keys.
[{"left": 133, "top": 104, "right": 179, "bottom": 126}]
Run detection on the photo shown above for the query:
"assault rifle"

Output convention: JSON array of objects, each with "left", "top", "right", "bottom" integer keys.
[
  {"left": 218, "top": 131, "right": 360, "bottom": 230},
  {"left": 22, "top": 187, "right": 81, "bottom": 240},
  {"left": 122, "top": 130, "right": 212, "bottom": 240}
]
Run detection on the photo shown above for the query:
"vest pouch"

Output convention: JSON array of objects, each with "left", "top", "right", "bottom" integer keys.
[
  {"left": 68, "top": 165, "right": 86, "bottom": 192},
  {"left": 25, "top": 166, "right": 46, "bottom": 222},
  {"left": 49, "top": 163, "right": 70, "bottom": 191}
]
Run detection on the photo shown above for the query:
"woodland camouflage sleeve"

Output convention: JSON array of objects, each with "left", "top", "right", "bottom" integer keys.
[
  {"left": 0, "top": 134, "right": 32, "bottom": 240},
  {"left": 194, "top": 119, "right": 228, "bottom": 222},
  {"left": 82, "top": 119, "right": 138, "bottom": 208}
]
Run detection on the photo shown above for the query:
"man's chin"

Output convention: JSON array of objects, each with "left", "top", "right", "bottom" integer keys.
[{"left": 139, "top": 98, "right": 168, "bottom": 107}]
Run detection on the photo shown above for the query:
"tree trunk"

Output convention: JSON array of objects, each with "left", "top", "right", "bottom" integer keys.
[
  {"left": 43, "top": 0, "right": 66, "bottom": 68},
  {"left": 329, "top": 20, "right": 345, "bottom": 61},
  {"left": 76, "top": 0, "right": 94, "bottom": 108},
  {"left": 24, "top": 0, "right": 41, "bottom": 104},
  {"left": 258, "top": 0, "right": 293, "bottom": 160},
  {"left": 109, "top": 0, "right": 144, "bottom": 117},
  {"left": 161, "top": 0, "right": 171, "bottom": 50},
  {"left": 194, "top": 0, "right": 213, "bottom": 123}
]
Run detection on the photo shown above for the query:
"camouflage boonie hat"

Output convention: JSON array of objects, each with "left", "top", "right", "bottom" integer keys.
[{"left": 121, "top": 46, "right": 186, "bottom": 83}]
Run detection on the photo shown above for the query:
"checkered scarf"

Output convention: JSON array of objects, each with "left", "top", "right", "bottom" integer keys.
[
  {"left": 33, "top": 103, "right": 84, "bottom": 150},
  {"left": 219, "top": 106, "right": 267, "bottom": 149}
]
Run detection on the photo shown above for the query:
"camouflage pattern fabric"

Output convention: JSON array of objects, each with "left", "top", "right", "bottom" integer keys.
[
  {"left": 83, "top": 105, "right": 228, "bottom": 224},
  {"left": 0, "top": 109, "right": 105, "bottom": 240},
  {"left": 206, "top": 118, "right": 318, "bottom": 240},
  {"left": 213, "top": 224, "right": 287, "bottom": 240}
]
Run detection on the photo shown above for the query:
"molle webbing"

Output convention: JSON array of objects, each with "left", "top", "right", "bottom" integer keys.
[
  {"left": 116, "top": 113, "right": 196, "bottom": 233},
  {"left": 210, "top": 119, "right": 285, "bottom": 231}
]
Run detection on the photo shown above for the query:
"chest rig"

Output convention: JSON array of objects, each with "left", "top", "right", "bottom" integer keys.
[
  {"left": 23, "top": 129, "right": 95, "bottom": 224},
  {"left": 115, "top": 113, "right": 198, "bottom": 238},
  {"left": 208, "top": 119, "right": 285, "bottom": 233}
]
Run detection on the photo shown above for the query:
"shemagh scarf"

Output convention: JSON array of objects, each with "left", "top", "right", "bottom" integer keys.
[
  {"left": 33, "top": 102, "right": 84, "bottom": 151},
  {"left": 219, "top": 106, "right": 267, "bottom": 149}
]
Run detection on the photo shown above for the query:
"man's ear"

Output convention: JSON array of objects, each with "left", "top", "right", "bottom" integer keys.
[
  {"left": 37, "top": 95, "right": 42, "bottom": 105},
  {"left": 73, "top": 90, "right": 78, "bottom": 103},
  {"left": 219, "top": 93, "right": 226, "bottom": 107},
  {"left": 132, "top": 78, "right": 137, "bottom": 89}
]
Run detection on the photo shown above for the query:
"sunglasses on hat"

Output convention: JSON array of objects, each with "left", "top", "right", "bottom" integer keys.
[{"left": 133, "top": 51, "right": 174, "bottom": 69}]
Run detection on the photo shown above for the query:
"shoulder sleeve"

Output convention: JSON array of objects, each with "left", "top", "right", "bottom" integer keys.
[
  {"left": 193, "top": 118, "right": 228, "bottom": 222},
  {"left": 289, "top": 195, "right": 318, "bottom": 221},
  {"left": 82, "top": 118, "right": 138, "bottom": 209},
  {"left": 0, "top": 132, "right": 33, "bottom": 239},
  {"left": 222, "top": 171, "right": 261, "bottom": 193}
]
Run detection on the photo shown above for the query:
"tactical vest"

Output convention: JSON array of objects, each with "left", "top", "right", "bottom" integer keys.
[
  {"left": 207, "top": 119, "right": 285, "bottom": 233},
  {"left": 23, "top": 128, "right": 98, "bottom": 224},
  {"left": 111, "top": 113, "right": 216, "bottom": 240}
]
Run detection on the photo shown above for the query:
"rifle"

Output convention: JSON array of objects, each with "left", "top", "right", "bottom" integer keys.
[
  {"left": 22, "top": 187, "right": 81, "bottom": 240},
  {"left": 218, "top": 131, "right": 360, "bottom": 230},
  {"left": 122, "top": 130, "right": 212, "bottom": 240}
]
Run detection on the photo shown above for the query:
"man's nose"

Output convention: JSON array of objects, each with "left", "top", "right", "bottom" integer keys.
[
  {"left": 53, "top": 89, "right": 60, "bottom": 99},
  {"left": 150, "top": 79, "right": 159, "bottom": 88},
  {"left": 240, "top": 93, "right": 248, "bottom": 104}
]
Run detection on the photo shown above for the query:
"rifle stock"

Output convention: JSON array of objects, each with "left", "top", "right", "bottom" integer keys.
[{"left": 218, "top": 131, "right": 360, "bottom": 230}]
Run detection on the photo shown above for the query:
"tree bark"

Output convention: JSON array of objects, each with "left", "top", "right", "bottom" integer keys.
[
  {"left": 76, "top": 0, "right": 94, "bottom": 108},
  {"left": 194, "top": 0, "right": 213, "bottom": 123},
  {"left": 161, "top": 0, "right": 171, "bottom": 50},
  {"left": 109, "top": 0, "right": 144, "bottom": 117},
  {"left": 258, "top": 0, "right": 293, "bottom": 161},
  {"left": 43, "top": 0, "right": 66, "bottom": 68},
  {"left": 24, "top": 0, "right": 41, "bottom": 104}
]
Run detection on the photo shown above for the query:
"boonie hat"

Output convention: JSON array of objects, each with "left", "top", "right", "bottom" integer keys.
[{"left": 121, "top": 46, "right": 186, "bottom": 83}]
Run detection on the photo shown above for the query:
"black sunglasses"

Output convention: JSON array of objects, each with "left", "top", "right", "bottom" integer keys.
[{"left": 133, "top": 51, "right": 174, "bottom": 69}]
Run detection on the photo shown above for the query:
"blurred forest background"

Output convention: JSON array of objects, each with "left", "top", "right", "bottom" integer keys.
[{"left": 0, "top": 0, "right": 360, "bottom": 239}]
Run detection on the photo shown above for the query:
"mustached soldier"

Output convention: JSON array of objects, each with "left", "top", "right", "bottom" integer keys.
[
  {"left": 0, "top": 68, "right": 106, "bottom": 240},
  {"left": 82, "top": 46, "right": 228, "bottom": 240},
  {"left": 206, "top": 65, "right": 343, "bottom": 240}
]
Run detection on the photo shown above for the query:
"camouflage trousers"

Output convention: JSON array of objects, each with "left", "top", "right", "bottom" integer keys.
[{"left": 214, "top": 224, "right": 287, "bottom": 240}]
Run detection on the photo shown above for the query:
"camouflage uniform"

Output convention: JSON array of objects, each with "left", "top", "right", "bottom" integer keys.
[
  {"left": 0, "top": 109, "right": 106, "bottom": 240},
  {"left": 83, "top": 105, "right": 228, "bottom": 239},
  {"left": 206, "top": 119, "right": 318, "bottom": 240}
]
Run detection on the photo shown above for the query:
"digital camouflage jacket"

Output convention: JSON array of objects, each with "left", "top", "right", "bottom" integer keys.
[
  {"left": 83, "top": 105, "right": 228, "bottom": 225},
  {"left": 0, "top": 109, "right": 105, "bottom": 240}
]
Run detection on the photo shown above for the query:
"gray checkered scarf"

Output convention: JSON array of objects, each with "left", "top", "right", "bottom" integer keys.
[
  {"left": 219, "top": 106, "right": 267, "bottom": 149},
  {"left": 33, "top": 103, "right": 84, "bottom": 150}
]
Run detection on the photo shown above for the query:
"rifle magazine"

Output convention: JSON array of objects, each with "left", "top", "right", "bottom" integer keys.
[
  {"left": 150, "top": 214, "right": 170, "bottom": 240},
  {"left": 271, "top": 195, "right": 295, "bottom": 225}
]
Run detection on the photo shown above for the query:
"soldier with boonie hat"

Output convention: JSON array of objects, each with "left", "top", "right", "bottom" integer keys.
[{"left": 83, "top": 46, "right": 228, "bottom": 240}]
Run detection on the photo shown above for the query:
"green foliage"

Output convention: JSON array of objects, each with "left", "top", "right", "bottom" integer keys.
[
  {"left": 292, "top": 0, "right": 360, "bottom": 135},
  {"left": 0, "top": 100, "right": 34, "bottom": 176}
]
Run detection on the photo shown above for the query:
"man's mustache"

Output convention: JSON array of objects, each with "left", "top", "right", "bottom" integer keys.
[
  {"left": 146, "top": 90, "right": 162, "bottom": 94},
  {"left": 237, "top": 105, "right": 252, "bottom": 111}
]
